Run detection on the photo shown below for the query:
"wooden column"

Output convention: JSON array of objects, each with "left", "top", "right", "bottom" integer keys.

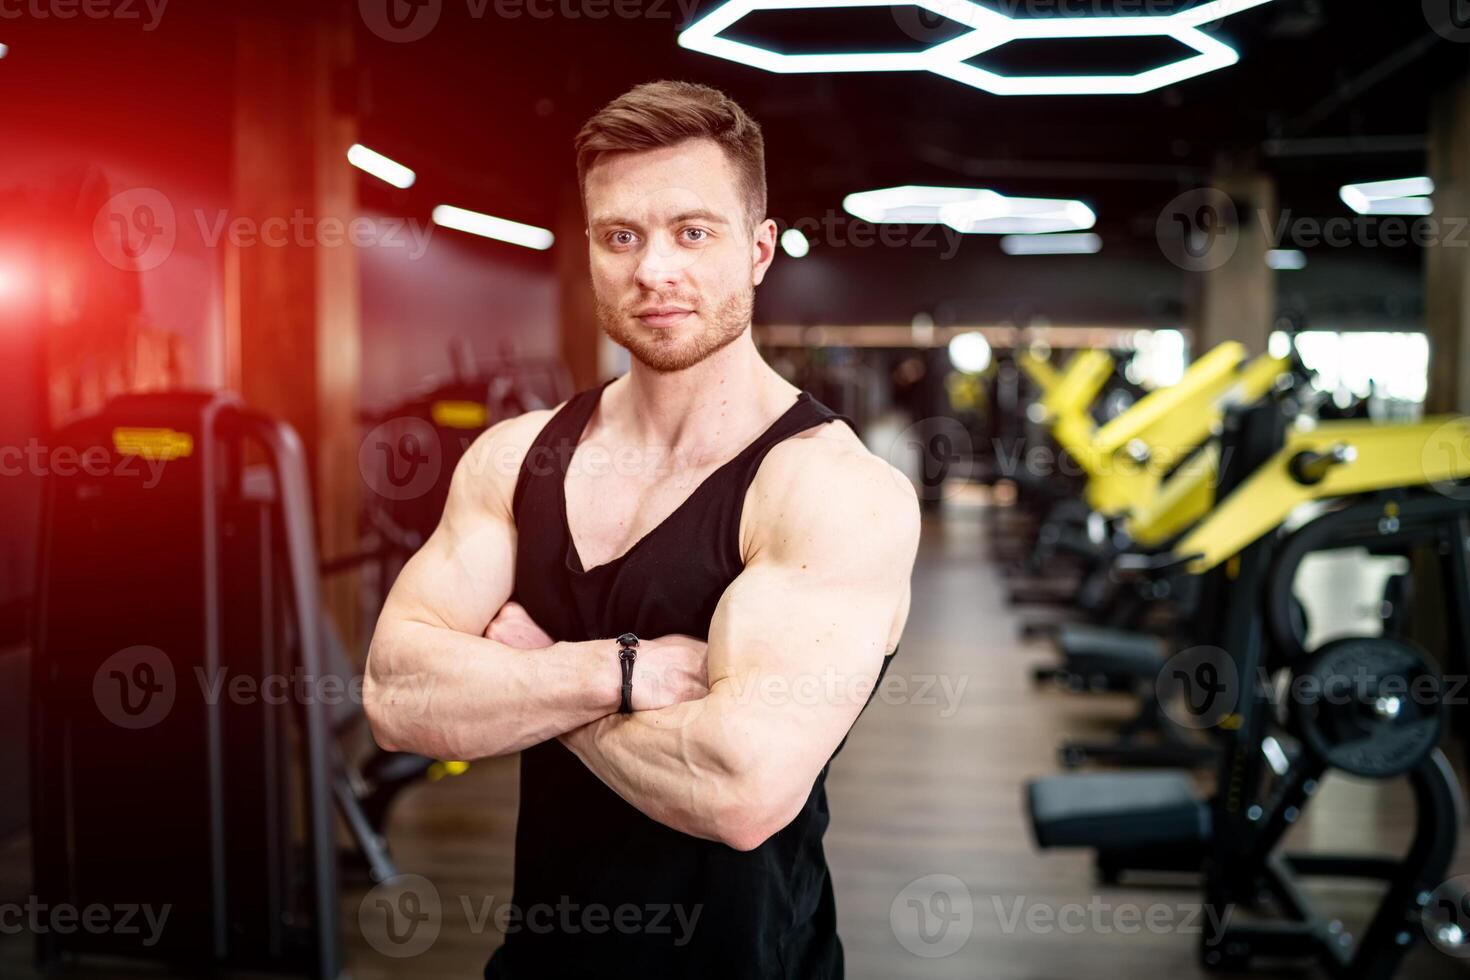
[
  {"left": 231, "top": 0, "right": 363, "bottom": 654},
  {"left": 1427, "top": 73, "right": 1470, "bottom": 415},
  {"left": 1414, "top": 70, "right": 1470, "bottom": 704},
  {"left": 1192, "top": 165, "right": 1277, "bottom": 356},
  {"left": 556, "top": 183, "right": 602, "bottom": 390}
]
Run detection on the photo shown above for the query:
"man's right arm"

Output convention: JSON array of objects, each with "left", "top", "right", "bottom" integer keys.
[{"left": 362, "top": 411, "right": 703, "bottom": 761}]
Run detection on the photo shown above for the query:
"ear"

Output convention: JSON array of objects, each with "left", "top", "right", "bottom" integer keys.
[{"left": 751, "top": 218, "right": 778, "bottom": 286}]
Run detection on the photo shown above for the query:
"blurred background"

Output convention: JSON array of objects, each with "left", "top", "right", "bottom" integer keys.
[{"left": 5, "top": 0, "right": 1470, "bottom": 977}]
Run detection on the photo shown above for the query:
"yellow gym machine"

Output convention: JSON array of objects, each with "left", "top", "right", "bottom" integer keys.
[
  {"left": 1021, "top": 343, "right": 1295, "bottom": 545},
  {"left": 1030, "top": 402, "right": 1470, "bottom": 978},
  {"left": 1168, "top": 415, "right": 1470, "bottom": 573},
  {"left": 1071, "top": 343, "right": 1290, "bottom": 517}
]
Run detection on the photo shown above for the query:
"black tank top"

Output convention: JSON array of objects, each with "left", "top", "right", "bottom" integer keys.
[{"left": 485, "top": 378, "right": 895, "bottom": 979}]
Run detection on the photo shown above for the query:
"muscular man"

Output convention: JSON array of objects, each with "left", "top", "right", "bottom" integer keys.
[{"left": 364, "top": 79, "right": 920, "bottom": 979}]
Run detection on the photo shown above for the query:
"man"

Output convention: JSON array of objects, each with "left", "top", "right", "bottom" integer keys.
[{"left": 365, "top": 79, "right": 920, "bottom": 978}]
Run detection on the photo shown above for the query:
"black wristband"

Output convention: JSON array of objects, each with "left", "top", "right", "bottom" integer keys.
[{"left": 616, "top": 633, "right": 639, "bottom": 714}]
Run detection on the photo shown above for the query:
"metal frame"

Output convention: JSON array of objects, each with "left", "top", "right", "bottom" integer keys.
[
  {"left": 31, "top": 394, "right": 344, "bottom": 980},
  {"left": 1028, "top": 398, "right": 1465, "bottom": 978},
  {"left": 230, "top": 409, "right": 345, "bottom": 980},
  {"left": 1200, "top": 412, "right": 1467, "bottom": 977}
]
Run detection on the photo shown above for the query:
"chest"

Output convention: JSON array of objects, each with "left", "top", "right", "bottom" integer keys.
[{"left": 561, "top": 441, "right": 735, "bottom": 571}]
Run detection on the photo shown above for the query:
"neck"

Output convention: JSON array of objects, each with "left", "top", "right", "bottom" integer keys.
[{"left": 609, "top": 332, "right": 794, "bottom": 453}]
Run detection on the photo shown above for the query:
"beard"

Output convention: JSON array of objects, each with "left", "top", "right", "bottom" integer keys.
[{"left": 595, "top": 285, "right": 753, "bottom": 374}]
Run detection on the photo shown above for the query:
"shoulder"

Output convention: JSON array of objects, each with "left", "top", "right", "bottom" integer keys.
[
  {"left": 449, "top": 404, "right": 562, "bottom": 514},
  {"left": 476, "top": 403, "right": 561, "bottom": 458},
  {"left": 744, "top": 418, "right": 920, "bottom": 567},
  {"left": 756, "top": 415, "right": 910, "bottom": 504}
]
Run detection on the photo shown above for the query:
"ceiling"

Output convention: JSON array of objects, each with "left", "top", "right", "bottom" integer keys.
[
  {"left": 354, "top": 0, "right": 1465, "bottom": 254},
  {"left": 5, "top": 0, "right": 1464, "bottom": 330}
]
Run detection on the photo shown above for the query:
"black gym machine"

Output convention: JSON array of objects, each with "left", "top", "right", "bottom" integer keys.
[
  {"left": 28, "top": 342, "right": 574, "bottom": 976},
  {"left": 1026, "top": 399, "right": 1470, "bottom": 978},
  {"left": 30, "top": 392, "right": 451, "bottom": 978},
  {"left": 1027, "top": 364, "right": 1321, "bottom": 771}
]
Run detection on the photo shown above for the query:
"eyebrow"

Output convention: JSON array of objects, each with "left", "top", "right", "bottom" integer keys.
[{"left": 590, "top": 209, "right": 730, "bottom": 229}]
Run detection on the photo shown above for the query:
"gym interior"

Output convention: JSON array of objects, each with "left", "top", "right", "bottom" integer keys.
[{"left": 6, "top": 1, "right": 1470, "bottom": 977}]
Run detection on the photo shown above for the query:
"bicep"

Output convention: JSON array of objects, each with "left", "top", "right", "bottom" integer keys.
[
  {"left": 377, "top": 429, "right": 522, "bottom": 637},
  {"left": 705, "top": 561, "right": 896, "bottom": 774},
  {"left": 704, "top": 459, "right": 919, "bottom": 783}
]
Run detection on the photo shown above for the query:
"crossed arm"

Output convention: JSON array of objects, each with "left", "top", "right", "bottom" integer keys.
[
  {"left": 558, "top": 445, "right": 919, "bottom": 851},
  {"left": 364, "top": 412, "right": 610, "bottom": 761},
  {"left": 365, "top": 415, "right": 919, "bottom": 851}
]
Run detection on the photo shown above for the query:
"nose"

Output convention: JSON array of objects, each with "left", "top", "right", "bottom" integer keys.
[{"left": 633, "top": 230, "right": 686, "bottom": 292}]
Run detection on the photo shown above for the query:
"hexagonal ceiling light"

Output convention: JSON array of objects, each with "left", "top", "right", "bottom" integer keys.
[{"left": 677, "top": 0, "right": 1276, "bottom": 96}]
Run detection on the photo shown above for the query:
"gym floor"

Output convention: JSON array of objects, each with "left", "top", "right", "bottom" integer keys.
[{"left": 5, "top": 498, "right": 1463, "bottom": 979}]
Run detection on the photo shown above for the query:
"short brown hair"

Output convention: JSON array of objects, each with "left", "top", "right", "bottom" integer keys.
[{"left": 574, "top": 80, "right": 767, "bottom": 230}]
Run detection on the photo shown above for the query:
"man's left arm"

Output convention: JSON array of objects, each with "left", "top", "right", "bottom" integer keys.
[{"left": 559, "top": 444, "right": 920, "bottom": 850}]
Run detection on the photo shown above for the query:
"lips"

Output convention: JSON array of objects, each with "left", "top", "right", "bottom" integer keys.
[{"left": 634, "top": 306, "right": 694, "bottom": 328}]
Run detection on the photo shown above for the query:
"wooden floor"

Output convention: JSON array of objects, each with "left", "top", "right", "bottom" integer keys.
[{"left": 4, "top": 500, "right": 1470, "bottom": 978}]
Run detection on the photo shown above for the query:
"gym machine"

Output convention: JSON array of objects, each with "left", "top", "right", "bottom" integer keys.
[
  {"left": 989, "top": 349, "right": 1115, "bottom": 564},
  {"left": 1017, "top": 345, "right": 1316, "bottom": 662},
  {"left": 1042, "top": 400, "right": 1470, "bottom": 771},
  {"left": 1026, "top": 401, "right": 1470, "bottom": 978},
  {"left": 1007, "top": 343, "right": 1292, "bottom": 611},
  {"left": 31, "top": 391, "right": 455, "bottom": 977},
  {"left": 1038, "top": 392, "right": 1303, "bottom": 770},
  {"left": 1035, "top": 343, "right": 1283, "bottom": 519}
]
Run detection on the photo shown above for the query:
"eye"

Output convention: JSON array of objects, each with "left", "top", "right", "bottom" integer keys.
[
  {"left": 681, "top": 227, "right": 710, "bottom": 243},
  {"left": 609, "top": 230, "right": 637, "bottom": 247}
]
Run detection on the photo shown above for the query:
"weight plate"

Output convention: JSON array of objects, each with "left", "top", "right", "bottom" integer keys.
[{"left": 1290, "top": 636, "right": 1442, "bottom": 779}]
